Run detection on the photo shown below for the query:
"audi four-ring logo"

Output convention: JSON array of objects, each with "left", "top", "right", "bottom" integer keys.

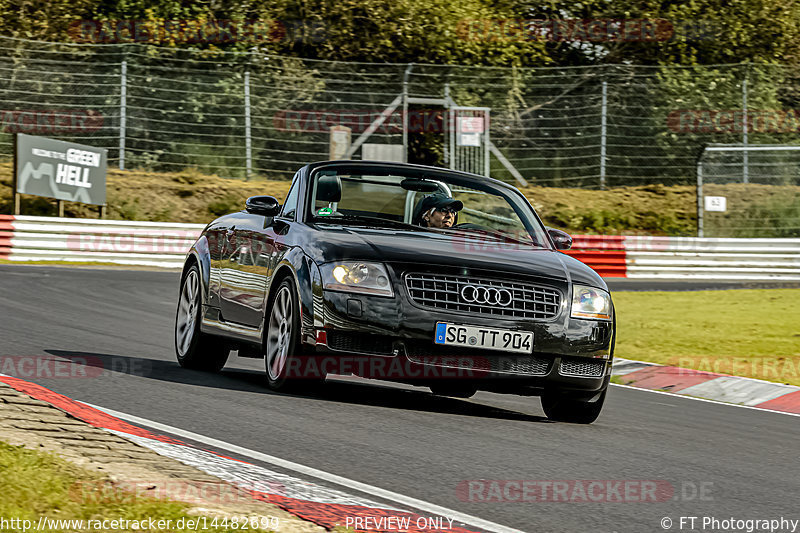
[{"left": 460, "top": 284, "right": 512, "bottom": 306}]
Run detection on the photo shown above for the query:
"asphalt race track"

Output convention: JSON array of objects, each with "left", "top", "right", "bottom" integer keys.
[{"left": 1, "top": 264, "right": 798, "bottom": 533}]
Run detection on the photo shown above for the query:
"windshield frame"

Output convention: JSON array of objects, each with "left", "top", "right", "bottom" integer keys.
[{"left": 303, "top": 163, "right": 553, "bottom": 250}]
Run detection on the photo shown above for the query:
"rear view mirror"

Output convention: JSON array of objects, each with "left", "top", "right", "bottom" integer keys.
[
  {"left": 547, "top": 228, "right": 573, "bottom": 250},
  {"left": 401, "top": 178, "right": 439, "bottom": 192},
  {"left": 246, "top": 196, "right": 281, "bottom": 217}
]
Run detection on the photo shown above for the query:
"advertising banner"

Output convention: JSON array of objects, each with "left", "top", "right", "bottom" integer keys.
[{"left": 15, "top": 133, "right": 107, "bottom": 206}]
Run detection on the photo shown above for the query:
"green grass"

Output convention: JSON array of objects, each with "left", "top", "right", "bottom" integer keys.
[
  {"left": 0, "top": 441, "right": 273, "bottom": 532},
  {"left": 614, "top": 289, "right": 800, "bottom": 386}
]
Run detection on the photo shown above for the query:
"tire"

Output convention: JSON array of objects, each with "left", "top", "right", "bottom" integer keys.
[
  {"left": 175, "top": 263, "right": 230, "bottom": 372},
  {"left": 430, "top": 384, "right": 478, "bottom": 399},
  {"left": 264, "top": 276, "right": 323, "bottom": 391},
  {"left": 541, "top": 390, "right": 607, "bottom": 424}
]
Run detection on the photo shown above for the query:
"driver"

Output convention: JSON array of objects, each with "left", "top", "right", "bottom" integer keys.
[{"left": 413, "top": 193, "right": 464, "bottom": 229}]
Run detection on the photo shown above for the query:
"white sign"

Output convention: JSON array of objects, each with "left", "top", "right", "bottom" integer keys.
[
  {"left": 459, "top": 116, "right": 485, "bottom": 133},
  {"left": 16, "top": 133, "right": 107, "bottom": 205},
  {"left": 704, "top": 196, "right": 727, "bottom": 212},
  {"left": 458, "top": 132, "right": 481, "bottom": 147}
]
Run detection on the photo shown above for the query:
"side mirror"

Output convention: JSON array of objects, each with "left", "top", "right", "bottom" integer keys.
[
  {"left": 245, "top": 196, "right": 281, "bottom": 217},
  {"left": 547, "top": 228, "right": 573, "bottom": 250}
]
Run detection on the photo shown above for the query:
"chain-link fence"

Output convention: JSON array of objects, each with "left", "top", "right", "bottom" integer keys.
[
  {"left": 2, "top": 36, "right": 800, "bottom": 201},
  {"left": 699, "top": 145, "right": 800, "bottom": 237}
]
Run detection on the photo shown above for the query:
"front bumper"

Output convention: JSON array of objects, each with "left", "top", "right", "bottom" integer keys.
[
  {"left": 315, "top": 338, "right": 611, "bottom": 396},
  {"left": 309, "top": 268, "right": 614, "bottom": 396}
]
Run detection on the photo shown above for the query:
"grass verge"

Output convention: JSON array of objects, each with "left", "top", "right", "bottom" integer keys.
[
  {"left": 2, "top": 161, "right": 799, "bottom": 235},
  {"left": 613, "top": 289, "right": 800, "bottom": 386},
  {"left": 0, "top": 441, "right": 273, "bottom": 532},
  {"left": 0, "top": 258, "right": 179, "bottom": 270},
  {"left": 2, "top": 160, "right": 798, "bottom": 236}
]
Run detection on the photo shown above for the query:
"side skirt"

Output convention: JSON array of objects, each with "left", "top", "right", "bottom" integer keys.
[{"left": 200, "top": 306, "right": 264, "bottom": 345}]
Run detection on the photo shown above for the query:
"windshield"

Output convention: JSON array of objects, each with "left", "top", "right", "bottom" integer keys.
[{"left": 306, "top": 165, "right": 551, "bottom": 249}]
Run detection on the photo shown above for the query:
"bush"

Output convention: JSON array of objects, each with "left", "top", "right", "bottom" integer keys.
[{"left": 207, "top": 195, "right": 241, "bottom": 217}]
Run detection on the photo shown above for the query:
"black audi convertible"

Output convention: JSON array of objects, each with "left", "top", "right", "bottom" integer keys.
[{"left": 175, "top": 161, "right": 615, "bottom": 423}]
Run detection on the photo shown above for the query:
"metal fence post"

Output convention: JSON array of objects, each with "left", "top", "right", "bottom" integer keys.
[
  {"left": 12, "top": 133, "right": 19, "bottom": 215},
  {"left": 742, "top": 77, "right": 749, "bottom": 183},
  {"left": 697, "top": 158, "right": 704, "bottom": 237},
  {"left": 119, "top": 60, "right": 127, "bottom": 171},
  {"left": 600, "top": 81, "right": 607, "bottom": 190},
  {"left": 443, "top": 83, "right": 450, "bottom": 167},
  {"left": 402, "top": 64, "right": 413, "bottom": 164},
  {"left": 449, "top": 108, "right": 455, "bottom": 170},
  {"left": 244, "top": 70, "right": 252, "bottom": 180},
  {"left": 484, "top": 110, "right": 490, "bottom": 177}
]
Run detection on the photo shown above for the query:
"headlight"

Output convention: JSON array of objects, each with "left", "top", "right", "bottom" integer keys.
[
  {"left": 571, "top": 285, "right": 612, "bottom": 320},
  {"left": 320, "top": 262, "right": 394, "bottom": 297}
]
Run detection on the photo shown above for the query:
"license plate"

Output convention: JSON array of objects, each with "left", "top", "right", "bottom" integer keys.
[{"left": 434, "top": 323, "right": 533, "bottom": 354}]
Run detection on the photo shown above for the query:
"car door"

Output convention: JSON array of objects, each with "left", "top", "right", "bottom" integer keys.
[
  {"left": 218, "top": 212, "right": 273, "bottom": 328},
  {"left": 219, "top": 177, "right": 301, "bottom": 328}
]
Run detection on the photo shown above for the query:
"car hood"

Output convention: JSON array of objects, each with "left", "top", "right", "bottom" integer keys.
[{"left": 306, "top": 225, "right": 607, "bottom": 289}]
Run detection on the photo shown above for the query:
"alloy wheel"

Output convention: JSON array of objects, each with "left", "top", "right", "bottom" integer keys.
[
  {"left": 176, "top": 269, "right": 199, "bottom": 357},
  {"left": 266, "top": 285, "right": 293, "bottom": 381}
]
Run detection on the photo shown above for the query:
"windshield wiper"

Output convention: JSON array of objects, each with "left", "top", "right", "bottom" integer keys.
[{"left": 316, "top": 214, "right": 432, "bottom": 232}]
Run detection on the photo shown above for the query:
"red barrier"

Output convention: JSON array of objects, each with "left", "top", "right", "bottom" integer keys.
[
  {"left": 0, "top": 214, "right": 15, "bottom": 231},
  {"left": 0, "top": 215, "right": 13, "bottom": 259},
  {"left": 570, "top": 234, "right": 626, "bottom": 250},
  {"left": 564, "top": 235, "right": 627, "bottom": 277},
  {"left": 563, "top": 250, "right": 627, "bottom": 277}
]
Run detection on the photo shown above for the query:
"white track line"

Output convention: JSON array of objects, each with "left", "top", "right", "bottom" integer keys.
[
  {"left": 81, "top": 402, "right": 527, "bottom": 533},
  {"left": 610, "top": 384, "right": 800, "bottom": 418}
]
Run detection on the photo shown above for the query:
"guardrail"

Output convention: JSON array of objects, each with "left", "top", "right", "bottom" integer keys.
[
  {"left": 1, "top": 215, "right": 799, "bottom": 280},
  {"left": 566, "top": 234, "right": 800, "bottom": 280},
  {"left": 0, "top": 215, "right": 203, "bottom": 268}
]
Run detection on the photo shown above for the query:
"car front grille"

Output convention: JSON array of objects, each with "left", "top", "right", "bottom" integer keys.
[
  {"left": 404, "top": 273, "right": 561, "bottom": 320},
  {"left": 403, "top": 341, "right": 552, "bottom": 376},
  {"left": 558, "top": 358, "right": 606, "bottom": 378},
  {"left": 327, "top": 331, "right": 394, "bottom": 356}
]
